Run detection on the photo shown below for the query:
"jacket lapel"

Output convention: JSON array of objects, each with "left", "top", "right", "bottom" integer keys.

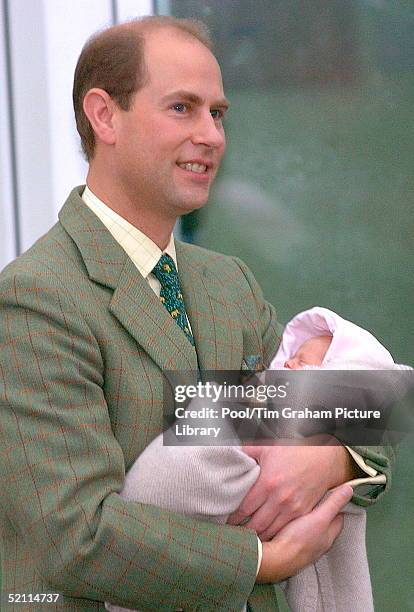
[
  {"left": 59, "top": 187, "right": 198, "bottom": 373},
  {"left": 176, "top": 241, "right": 243, "bottom": 372},
  {"left": 109, "top": 256, "right": 199, "bottom": 372}
]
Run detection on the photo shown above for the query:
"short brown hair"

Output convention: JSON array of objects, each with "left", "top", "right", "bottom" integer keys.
[{"left": 73, "top": 16, "right": 212, "bottom": 160}]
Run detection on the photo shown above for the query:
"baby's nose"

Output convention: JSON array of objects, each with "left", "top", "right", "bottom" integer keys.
[{"left": 285, "top": 355, "right": 301, "bottom": 370}]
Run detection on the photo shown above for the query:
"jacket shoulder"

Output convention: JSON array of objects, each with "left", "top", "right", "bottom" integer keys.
[
  {"left": 0, "top": 222, "right": 83, "bottom": 285},
  {"left": 176, "top": 240, "right": 246, "bottom": 273}
]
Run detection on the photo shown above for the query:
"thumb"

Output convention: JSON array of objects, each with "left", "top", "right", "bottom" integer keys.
[
  {"left": 318, "top": 484, "right": 354, "bottom": 521},
  {"left": 326, "top": 513, "right": 345, "bottom": 547}
]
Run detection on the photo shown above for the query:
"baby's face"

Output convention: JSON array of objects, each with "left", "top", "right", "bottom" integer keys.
[{"left": 284, "top": 335, "right": 332, "bottom": 369}]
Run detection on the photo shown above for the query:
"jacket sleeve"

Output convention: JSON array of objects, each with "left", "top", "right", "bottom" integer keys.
[
  {"left": 345, "top": 444, "right": 394, "bottom": 506},
  {"left": 0, "top": 269, "right": 258, "bottom": 611}
]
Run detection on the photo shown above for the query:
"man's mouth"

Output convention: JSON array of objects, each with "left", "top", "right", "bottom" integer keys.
[{"left": 177, "top": 162, "right": 209, "bottom": 174}]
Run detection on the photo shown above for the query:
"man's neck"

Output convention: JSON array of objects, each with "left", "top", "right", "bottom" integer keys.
[{"left": 86, "top": 173, "right": 175, "bottom": 251}]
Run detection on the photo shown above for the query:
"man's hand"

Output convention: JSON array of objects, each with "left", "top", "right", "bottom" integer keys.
[
  {"left": 227, "top": 435, "right": 358, "bottom": 540},
  {"left": 256, "top": 484, "right": 353, "bottom": 583}
]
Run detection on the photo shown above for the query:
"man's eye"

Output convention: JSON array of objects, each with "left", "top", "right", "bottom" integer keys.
[
  {"left": 172, "top": 103, "right": 188, "bottom": 113},
  {"left": 210, "top": 109, "right": 224, "bottom": 120}
]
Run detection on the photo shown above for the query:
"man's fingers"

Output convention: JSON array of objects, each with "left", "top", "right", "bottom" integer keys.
[
  {"left": 258, "top": 512, "right": 293, "bottom": 541},
  {"left": 238, "top": 501, "right": 277, "bottom": 534},
  {"left": 323, "top": 486, "right": 352, "bottom": 548},
  {"left": 227, "top": 481, "right": 265, "bottom": 525},
  {"left": 318, "top": 484, "right": 353, "bottom": 522}
]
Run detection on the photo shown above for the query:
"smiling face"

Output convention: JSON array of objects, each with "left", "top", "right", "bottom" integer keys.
[
  {"left": 284, "top": 335, "right": 332, "bottom": 369},
  {"left": 112, "top": 27, "right": 227, "bottom": 220}
]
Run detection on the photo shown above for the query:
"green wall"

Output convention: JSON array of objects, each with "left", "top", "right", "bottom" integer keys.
[
  {"left": 194, "top": 75, "right": 414, "bottom": 612},
  {"left": 167, "top": 1, "right": 414, "bottom": 608}
]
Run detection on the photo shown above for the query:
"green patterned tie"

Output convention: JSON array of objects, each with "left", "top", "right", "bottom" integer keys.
[{"left": 152, "top": 254, "right": 195, "bottom": 346}]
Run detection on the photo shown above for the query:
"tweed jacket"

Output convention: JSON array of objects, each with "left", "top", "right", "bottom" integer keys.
[{"left": 0, "top": 187, "right": 392, "bottom": 611}]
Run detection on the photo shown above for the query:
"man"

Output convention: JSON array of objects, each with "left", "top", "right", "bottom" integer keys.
[{"left": 0, "top": 17, "right": 391, "bottom": 610}]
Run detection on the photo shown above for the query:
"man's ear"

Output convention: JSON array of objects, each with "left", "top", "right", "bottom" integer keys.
[{"left": 83, "top": 88, "right": 117, "bottom": 147}]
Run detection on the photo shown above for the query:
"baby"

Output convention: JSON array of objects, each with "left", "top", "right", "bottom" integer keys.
[
  {"left": 270, "top": 305, "right": 408, "bottom": 372},
  {"left": 105, "top": 307, "right": 409, "bottom": 612},
  {"left": 284, "top": 334, "right": 332, "bottom": 369}
]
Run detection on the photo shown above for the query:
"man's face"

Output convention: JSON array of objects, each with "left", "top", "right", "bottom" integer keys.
[{"left": 112, "top": 28, "right": 227, "bottom": 218}]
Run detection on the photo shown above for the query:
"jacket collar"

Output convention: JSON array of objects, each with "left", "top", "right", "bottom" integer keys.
[{"left": 59, "top": 186, "right": 241, "bottom": 373}]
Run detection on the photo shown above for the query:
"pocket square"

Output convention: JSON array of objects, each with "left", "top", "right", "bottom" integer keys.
[{"left": 241, "top": 354, "right": 263, "bottom": 371}]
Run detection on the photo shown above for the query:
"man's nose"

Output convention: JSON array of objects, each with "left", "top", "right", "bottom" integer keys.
[{"left": 191, "top": 112, "right": 225, "bottom": 149}]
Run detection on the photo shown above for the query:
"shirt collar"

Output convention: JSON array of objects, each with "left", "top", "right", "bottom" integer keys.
[{"left": 82, "top": 185, "right": 177, "bottom": 279}]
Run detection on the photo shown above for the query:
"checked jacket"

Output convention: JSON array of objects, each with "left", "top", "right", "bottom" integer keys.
[{"left": 0, "top": 187, "right": 392, "bottom": 610}]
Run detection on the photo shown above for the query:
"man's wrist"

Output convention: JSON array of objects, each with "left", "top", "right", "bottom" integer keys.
[
  {"left": 256, "top": 539, "right": 293, "bottom": 584},
  {"left": 256, "top": 541, "right": 280, "bottom": 583},
  {"left": 329, "top": 442, "right": 365, "bottom": 488}
]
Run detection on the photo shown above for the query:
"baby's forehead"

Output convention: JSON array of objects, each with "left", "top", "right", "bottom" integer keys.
[{"left": 297, "top": 334, "right": 332, "bottom": 352}]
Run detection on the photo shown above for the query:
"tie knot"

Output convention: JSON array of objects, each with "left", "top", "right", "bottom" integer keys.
[{"left": 152, "top": 254, "right": 178, "bottom": 286}]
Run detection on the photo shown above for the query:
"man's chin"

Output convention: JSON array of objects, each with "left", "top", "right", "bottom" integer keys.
[{"left": 175, "top": 191, "right": 210, "bottom": 215}]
